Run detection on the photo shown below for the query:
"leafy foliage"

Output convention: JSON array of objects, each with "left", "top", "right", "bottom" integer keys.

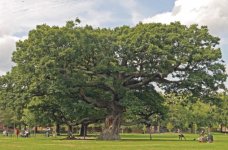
[{"left": 0, "top": 20, "right": 226, "bottom": 139}]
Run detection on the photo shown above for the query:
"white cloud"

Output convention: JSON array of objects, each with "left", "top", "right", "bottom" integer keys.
[
  {"left": 143, "top": 0, "right": 228, "bottom": 37},
  {"left": 0, "top": 36, "right": 17, "bottom": 74},
  {"left": 0, "top": 0, "right": 141, "bottom": 38},
  {"left": 0, "top": 0, "right": 110, "bottom": 37},
  {"left": 226, "top": 64, "right": 228, "bottom": 74}
]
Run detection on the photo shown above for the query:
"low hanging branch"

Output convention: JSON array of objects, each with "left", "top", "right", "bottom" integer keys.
[{"left": 79, "top": 89, "right": 111, "bottom": 108}]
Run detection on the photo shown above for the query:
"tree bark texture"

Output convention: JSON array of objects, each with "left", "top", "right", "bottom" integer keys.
[
  {"left": 56, "top": 124, "right": 60, "bottom": 136},
  {"left": 98, "top": 107, "right": 123, "bottom": 140}
]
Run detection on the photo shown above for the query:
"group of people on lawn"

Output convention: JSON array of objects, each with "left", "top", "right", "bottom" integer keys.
[
  {"left": 3, "top": 127, "right": 53, "bottom": 138},
  {"left": 197, "top": 130, "right": 213, "bottom": 143},
  {"left": 3, "top": 128, "right": 30, "bottom": 138},
  {"left": 178, "top": 129, "right": 214, "bottom": 143}
]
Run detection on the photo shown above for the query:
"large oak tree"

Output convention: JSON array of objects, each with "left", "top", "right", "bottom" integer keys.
[{"left": 4, "top": 20, "right": 227, "bottom": 140}]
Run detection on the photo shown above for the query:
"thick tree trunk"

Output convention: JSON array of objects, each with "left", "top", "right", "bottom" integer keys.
[
  {"left": 56, "top": 124, "right": 60, "bottom": 136},
  {"left": 189, "top": 123, "right": 194, "bottom": 134},
  {"left": 220, "top": 124, "right": 223, "bottom": 133},
  {"left": 98, "top": 108, "right": 122, "bottom": 140},
  {"left": 67, "top": 125, "right": 73, "bottom": 137},
  {"left": 34, "top": 126, "right": 38, "bottom": 133},
  {"left": 80, "top": 123, "right": 88, "bottom": 136},
  {"left": 157, "top": 125, "right": 160, "bottom": 133},
  {"left": 68, "top": 125, "right": 72, "bottom": 132}
]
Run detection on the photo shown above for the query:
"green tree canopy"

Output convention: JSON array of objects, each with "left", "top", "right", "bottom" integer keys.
[{"left": 1, "top": 20, "right": 226, "bottom": 140}]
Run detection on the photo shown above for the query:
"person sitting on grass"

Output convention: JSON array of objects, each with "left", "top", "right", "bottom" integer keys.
[
  {"left": 24, "top": 130, "right": 30, "bottom": 137},
  {"left": 197, "top": 130, "right": 207, "bottom": 142},
  {"left": 3, "top": 130, "right": 8, "bottom": 136}
]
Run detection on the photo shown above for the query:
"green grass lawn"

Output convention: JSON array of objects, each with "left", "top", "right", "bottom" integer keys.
[{"left": 0, "top": 133, "right": 227, "bottom": 150}]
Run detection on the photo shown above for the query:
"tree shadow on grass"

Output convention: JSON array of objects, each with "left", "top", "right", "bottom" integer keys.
[
  {"left": 121, "top": 139, "right": 192, "bottom": 142},
  {"left": 56, "top": 137, "right": 193, "bottom": 142}
]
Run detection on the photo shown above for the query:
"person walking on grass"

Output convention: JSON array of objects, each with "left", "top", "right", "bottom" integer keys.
[{"left": 15, "top": 128, "right": 20, "bottom": 138}]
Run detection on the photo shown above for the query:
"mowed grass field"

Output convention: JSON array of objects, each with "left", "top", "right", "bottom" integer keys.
[{"left": 0, "top": 133, "right": 227, "bottom": 150}]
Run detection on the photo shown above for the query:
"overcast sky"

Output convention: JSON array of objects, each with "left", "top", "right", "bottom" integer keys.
[{"left": 0, "top": 0, "right": 228, "bottom": 83}]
